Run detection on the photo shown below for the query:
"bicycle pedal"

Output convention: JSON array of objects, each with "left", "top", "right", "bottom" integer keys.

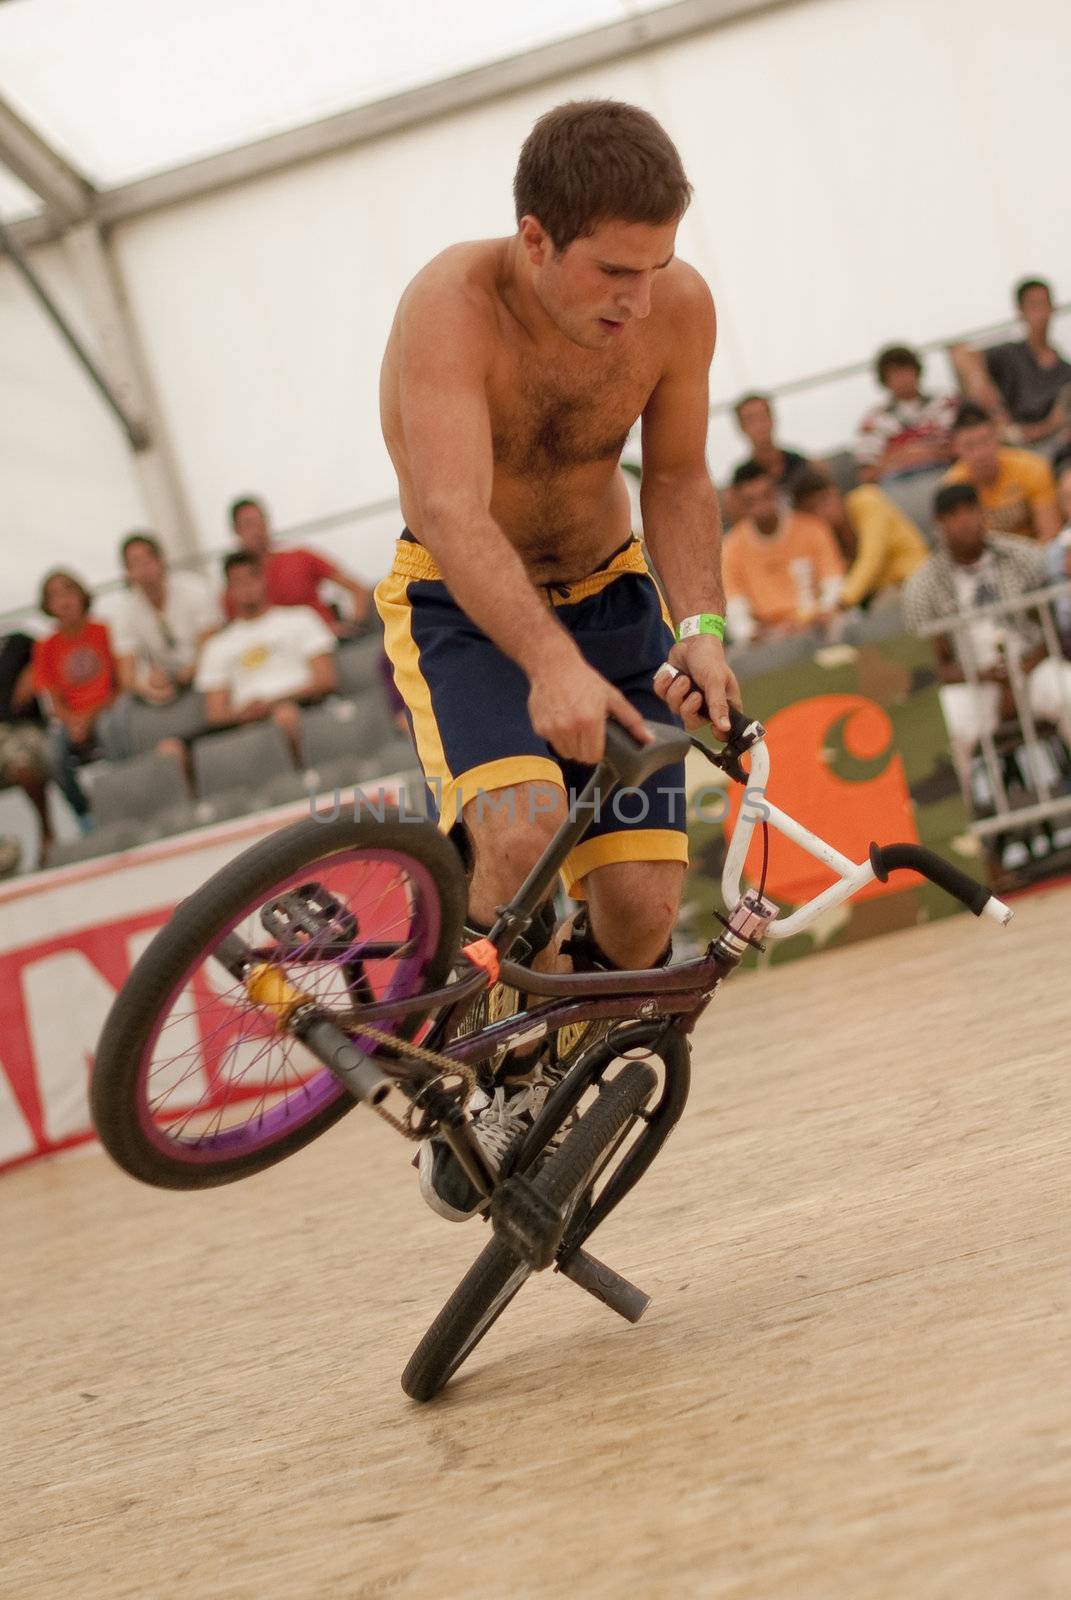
[
  {"left": 556, "top": 1248, "right": 651, "bottom": 1323},
  {"left": 490, "top": 1174, "right": 564, "bottom": 1271}
]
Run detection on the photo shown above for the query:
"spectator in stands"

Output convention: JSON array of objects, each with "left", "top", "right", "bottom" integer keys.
[
  {"left": 229, "top": 497, "right": 371, "bottom": 635},
  {"left": 196, "top": 553, "right": 338, "bottom": 760},
  {"left": 0, "top": 630, "right": 52, "bottom": 858},
  {"left": 723, "top": 462, "right": 845, "bottom": 644},
  {"left": 112, "top": 533, "right": 220, "bottom": 704},
  {"left": 32, "top": 571, "right": 118, "bottom": 833},
  {"left": 943, "top": 404, "right": 1059, "bottom": 542},
  {"left": 903, "top": 484, "right": 1071, "bottom": 789},
  {"left": 792, "top": 467, "right": 927, "bottom": 611},
  {"left": 731, "top": 394, "right": 811, "bottom": 499},
  {"left": 951, "top": 278, "right": 1071, "bottom": 450},
  {"left": 854, "top": 345, "right": 957, "bottom": 482}
]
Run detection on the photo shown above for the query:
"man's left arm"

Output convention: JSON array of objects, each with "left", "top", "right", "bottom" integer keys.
[{"left": 640, "top": 268, "right": 738, "bottom": 734}]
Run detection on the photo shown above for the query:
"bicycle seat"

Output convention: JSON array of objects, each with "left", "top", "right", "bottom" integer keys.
[{"left": 603, "top": 720, "right": 691, "bottom": 788}]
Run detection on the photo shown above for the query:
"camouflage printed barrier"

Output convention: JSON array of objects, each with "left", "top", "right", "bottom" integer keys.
[{"left": 682, "top": 633, "right": 973, "bottom": 966}]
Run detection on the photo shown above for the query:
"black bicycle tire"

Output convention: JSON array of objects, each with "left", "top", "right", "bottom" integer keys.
[
  {"left": 91, "top": 812, "right": 466, "bottom": 1191},
  {"left": 400, "top": 1058, "right": 657, "bottom": 1402}
]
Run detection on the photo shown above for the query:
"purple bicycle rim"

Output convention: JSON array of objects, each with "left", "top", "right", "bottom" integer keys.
[{"left": 135, "top": 848, "right": 441, "bottom": 1164}]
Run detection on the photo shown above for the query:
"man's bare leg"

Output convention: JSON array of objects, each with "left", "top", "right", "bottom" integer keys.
[{"left": 581, "top": 858, "right": 685, "bottom": 970}]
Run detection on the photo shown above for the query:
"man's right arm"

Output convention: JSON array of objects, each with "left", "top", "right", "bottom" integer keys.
[
  {"left": 394, "top": 277, "right": 648, "bottom": 761},
  {"left": 396, "top": 282, "right": 571, "bottom": 677}
]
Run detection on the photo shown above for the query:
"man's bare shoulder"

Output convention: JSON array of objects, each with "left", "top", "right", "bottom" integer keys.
[
  {"left": 397, "top": 240, "right": 507, "bottom": 330},
  {"left": 655, "top": 258, "right": 716, "bottom": 370}
]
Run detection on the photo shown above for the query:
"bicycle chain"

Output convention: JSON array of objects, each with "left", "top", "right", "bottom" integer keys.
[{"left": 347, "top": 1017, "right": 478, "bottom": 1140}]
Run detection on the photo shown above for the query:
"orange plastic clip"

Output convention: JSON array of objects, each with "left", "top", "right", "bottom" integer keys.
[{"left": 460, "top": 937, "right": 501, "bottom": 985}]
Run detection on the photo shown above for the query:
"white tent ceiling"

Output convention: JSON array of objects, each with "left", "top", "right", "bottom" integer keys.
[{"left": 0, "top": 0, "right": 679, "bottom": 215}]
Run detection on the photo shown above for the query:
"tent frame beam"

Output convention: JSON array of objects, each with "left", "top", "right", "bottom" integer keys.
[{"left": 6, "top": 0, "right": 792, "bottom": 247}]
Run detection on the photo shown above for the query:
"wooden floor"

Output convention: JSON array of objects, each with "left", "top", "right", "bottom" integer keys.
[{"left": 4, "top": 886, "right": 1070, "bottom": 1600}]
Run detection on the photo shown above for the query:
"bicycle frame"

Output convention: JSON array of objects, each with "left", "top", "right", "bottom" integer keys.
[{"left": 361, "top": 713, "right": 1012, "bottom": 1209}]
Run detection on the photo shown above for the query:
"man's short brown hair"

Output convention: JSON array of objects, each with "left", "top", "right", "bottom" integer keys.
[{"left": 514, "top": 100, "right": 692, "bottom": 251}]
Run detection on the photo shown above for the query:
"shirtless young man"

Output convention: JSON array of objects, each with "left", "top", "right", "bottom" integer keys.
[{"left": 376, "top": 100, "right": 738, "bottom": 1219}]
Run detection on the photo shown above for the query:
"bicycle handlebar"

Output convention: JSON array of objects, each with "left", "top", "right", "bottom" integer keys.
[{"left": 868, "top": 843, "right": 1009, "bottom": 922}]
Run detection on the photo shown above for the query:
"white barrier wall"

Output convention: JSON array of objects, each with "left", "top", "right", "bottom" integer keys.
[
  {"left": 4, "top": 0, "right": 1070, "bottom": 604},
  {"left": 0, "top": 797, "right": 367, "bottom": 1173}
]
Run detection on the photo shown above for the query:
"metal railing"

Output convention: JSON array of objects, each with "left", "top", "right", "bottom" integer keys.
[{"left": 914, "top": 578, "right": 1071, "bottom": 839}]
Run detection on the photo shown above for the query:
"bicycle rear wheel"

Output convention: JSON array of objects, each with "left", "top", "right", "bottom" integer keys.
[
  {"left": 91, "top": 812, "right": 466, "bottom": 1190},
  {"left": 401, "top": 1058, "right": 657, "bottom": 1402}
]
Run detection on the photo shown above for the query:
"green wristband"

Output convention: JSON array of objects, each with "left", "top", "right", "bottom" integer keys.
[{"left": 675, "top": 613, "right": 726, "bottom": 643}]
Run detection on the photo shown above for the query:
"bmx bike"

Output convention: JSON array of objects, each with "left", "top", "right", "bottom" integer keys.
[{"left": 91, "top": 709, "right": 1011, "bottom": 1401}]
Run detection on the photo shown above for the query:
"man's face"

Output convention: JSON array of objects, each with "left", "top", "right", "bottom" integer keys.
[
  {"left": 940, "top": 502, "right": 986, "bottom": 563},
  {"left": 44, "top": 576, "right": 87, "bottom": 628},
  {"left": 1020, "top": 285, "right": 1052, "bottom": 341},
  {"left": 233, "top": 504, "right": 270, "bottom": 556},
  {"left": 519, "top": 215, "right": 679, "bottom": 350},
  {"left": 736, "top": 473, "right": 780, "bottom": 534},
  {"left": 736, "top": 398, "right": 774, "bottom": 450},
  {"left": 227, "top": 562, "right": 267, "bottom": 617},
  {"left": 883, "top": 362, "right": 921, "bottom": 402},
  {"left": 954, "top": 421, "right": 999, "bottom": 480},
  {"left": 124, "top": 541, "right": 165, "bottom": 591}
]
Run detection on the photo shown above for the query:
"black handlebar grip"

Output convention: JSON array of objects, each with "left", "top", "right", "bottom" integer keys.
[
  {"left": 725, "top": 706, "right": 757, "bottom": 743},
  {"left": 869, "top": 842, "right": 991, "bottom": 916}
]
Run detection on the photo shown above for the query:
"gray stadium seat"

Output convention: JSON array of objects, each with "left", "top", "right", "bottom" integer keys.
[
  {"left": 363, "top": 733, "right": 419, "bottom": 776},
  {"left": 99, "top": 690, "right": 210, "bottom": 760},
  {"left": 336, "top": 633, "right": 386, "bottom": 696},
  {"left": 90, "top": 751, "right": 189, "bottom": 826},
  {"left": 47, "top": 820, "right": 146, "bottom": 867},
  {"left": 258, "top": 769, "right": 325, "bottom": 808},
  {"left": 300, "top": 691, "right": 396, "bottom": 767},
  {"left": 152, "top": 787, "right": 256, "bottom": 837},
  {"left": 192, "top": 722, "right": 294, "bottom": 797}
]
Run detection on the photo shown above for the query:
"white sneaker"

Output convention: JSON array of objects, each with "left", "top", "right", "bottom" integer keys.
[{"left": 418, "top": 1076, "right": 562, "bottom": 1222}]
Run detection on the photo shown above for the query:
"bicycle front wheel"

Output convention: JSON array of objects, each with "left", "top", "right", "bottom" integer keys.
[{"left": 401, "top": 1058, "right": 657, "bottom": 1402}]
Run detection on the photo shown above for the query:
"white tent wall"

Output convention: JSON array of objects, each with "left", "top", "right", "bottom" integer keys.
[
  {"left": 4, "top": 0, "right": 1070, "bottom": 609},
  {"left": 0, "top": 242, "right": 149, "bottom": 616}
]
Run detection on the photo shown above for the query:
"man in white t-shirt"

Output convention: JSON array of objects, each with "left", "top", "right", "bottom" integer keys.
[
  {"left": 112, "top": 533, "right": 221, "bottom": 702},
  {"left": 195, "top": 553, "right": 337, "bottom": 757},
  {"left": 903, "top": 483, "right": 1071, "bottom": 785}
]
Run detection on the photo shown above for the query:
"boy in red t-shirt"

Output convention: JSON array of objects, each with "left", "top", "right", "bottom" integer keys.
[{"left": 33, "top": 570, "right": 118, "bottom": 831}]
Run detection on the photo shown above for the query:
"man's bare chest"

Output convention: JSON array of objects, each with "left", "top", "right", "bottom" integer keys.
[{"left": 488, "top": 350, "right": 658, "bottom": 476}]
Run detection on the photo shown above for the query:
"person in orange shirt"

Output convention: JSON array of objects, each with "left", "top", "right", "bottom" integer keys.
[
  {"left": 32, "top": 570, "right": 118, "bottom": 833},
  {"left": 943, "top": 403, "right": 1059, "bottom": 542},
  {"left": 723, "top": 462, "right": 846, "bottom": 643}
]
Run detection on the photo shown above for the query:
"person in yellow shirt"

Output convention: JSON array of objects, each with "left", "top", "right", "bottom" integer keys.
[
  {"left": 792, "top": 467, "right": 928, "bottom": 608},
  {"left": 943, "top": 403, "right": 1059, "bottom": 541},
  {"left": 723, "top": 462, "right": 845, "bottom": 643}
]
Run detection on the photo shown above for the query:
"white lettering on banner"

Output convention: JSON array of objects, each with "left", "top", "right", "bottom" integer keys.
[
  {"left": 0, "top": 1055, "right": 35, "bottom": 1165},
  {"left": 22, "top": 952, "right": 119, "bottom": 1143}
]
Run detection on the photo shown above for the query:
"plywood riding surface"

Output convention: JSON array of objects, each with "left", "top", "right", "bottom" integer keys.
[{"left": 4, "top": 886, "right": 1069, "bottom": 1600}]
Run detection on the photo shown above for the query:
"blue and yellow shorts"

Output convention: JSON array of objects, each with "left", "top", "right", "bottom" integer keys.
[{"left": 375, "top": 534, "right": 687, "bottom": 898}]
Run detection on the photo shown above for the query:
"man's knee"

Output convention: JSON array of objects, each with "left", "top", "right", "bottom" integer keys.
[
  {"left": 462, "top": 781, "right": 567, "bottom": 891},
  {"left": 583, "top": 860, "right": 684, "bottom": 966}
]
